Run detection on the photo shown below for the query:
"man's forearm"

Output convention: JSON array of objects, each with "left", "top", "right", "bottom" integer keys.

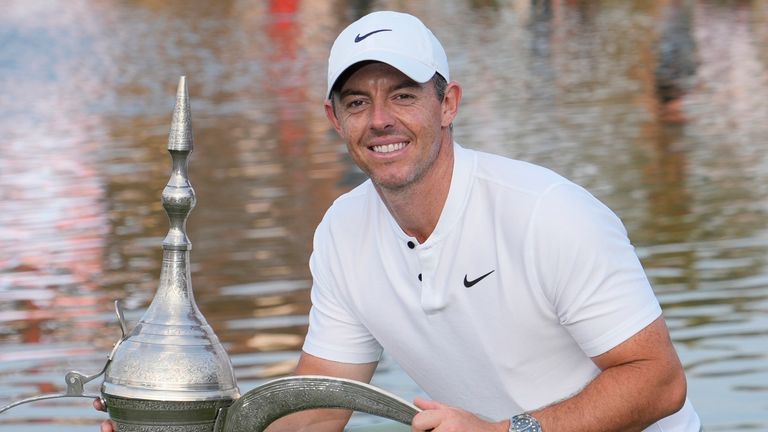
[
  {"left": 530, "top": 319, "right": 687, "bottom": 431},
  {"left": 264, "top": 409, "right": 350, "bottom": 432},
  {"left": 532, "top": 361, "right": 685, "bottom": 431},
  {"left": 262, "top": 352, "right": 377, "bottom": 432}
]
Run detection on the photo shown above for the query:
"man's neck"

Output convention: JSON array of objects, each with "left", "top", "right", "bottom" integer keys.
[{"left": 375, "top": 140, "right": 454, "bottom": 244}]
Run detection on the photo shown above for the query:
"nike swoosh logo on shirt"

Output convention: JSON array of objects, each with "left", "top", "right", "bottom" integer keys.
[
  {"left": 463, "top": 270, "right": 495, "bottom": 288},
  {"left": 354, "top": 29, "right": 392, "bottom": 43}
]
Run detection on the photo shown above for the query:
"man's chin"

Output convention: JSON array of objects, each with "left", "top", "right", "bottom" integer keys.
[{"left": 371, "top": 174, "right": 416, "bottom": 192}]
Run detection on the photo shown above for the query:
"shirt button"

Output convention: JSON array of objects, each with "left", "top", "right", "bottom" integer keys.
[
  {"left": 407, "top": 241, "right": 415, "bottom": 249},
  {"left": 418, "top": 273, "right": 422, "bottom": 281}
]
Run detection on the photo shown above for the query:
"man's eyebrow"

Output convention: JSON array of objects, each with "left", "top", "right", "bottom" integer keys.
[
  {"left": 339, "top": 77, "right": 425, "bottom": 100},
  {"left": 339, "top": 88, "right": 365, "bottom": 100},
  {"left": 392, "top": 78, "right": 423, "bottom": 92}
]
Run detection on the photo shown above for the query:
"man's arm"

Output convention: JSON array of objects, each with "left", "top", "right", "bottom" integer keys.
[
  {"left": 530, "top": 316, "right": 687, "bottom": 431},
  {"left": 264, "top": 351, "right": 378, "bottom": 432},
  {"left": 412, "top": 317, "right": 687, "bottom": 432}
]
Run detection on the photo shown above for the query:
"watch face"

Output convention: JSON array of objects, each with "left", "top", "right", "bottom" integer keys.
[{"left": 511, "top": 414, "right": 542, "bottom": 432}]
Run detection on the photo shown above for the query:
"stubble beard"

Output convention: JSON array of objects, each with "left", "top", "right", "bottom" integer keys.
[{"left": 368, "top": 141, "right": 442, "bottom": 193}]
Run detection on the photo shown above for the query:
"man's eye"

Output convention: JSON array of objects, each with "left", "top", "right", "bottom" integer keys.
[
  {"left": 393, "top": 93, "right": 416, "bottom": 103},
  {"left": 346, "top": 99, "right": 366, "bottom": 110}
]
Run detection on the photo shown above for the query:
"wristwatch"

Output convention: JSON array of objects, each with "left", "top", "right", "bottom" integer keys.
[{"left": 509, "top": 413, "right": 542, "bottom": 432}]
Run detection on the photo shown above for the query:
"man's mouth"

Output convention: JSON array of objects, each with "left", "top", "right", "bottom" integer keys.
[{"left": 371, "top": 142, "right": 406, "bottom": 153}]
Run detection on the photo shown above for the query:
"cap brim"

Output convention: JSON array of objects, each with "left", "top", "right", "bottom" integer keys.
[{"left": 327, "top": 51, "right": 437, "bottom": 99}]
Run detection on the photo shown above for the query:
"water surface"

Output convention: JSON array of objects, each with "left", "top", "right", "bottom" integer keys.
[{"left": 1, "top": 1, "right": 767, "bottom": 431}]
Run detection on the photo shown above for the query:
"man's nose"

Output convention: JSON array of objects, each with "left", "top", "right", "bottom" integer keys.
[{"left": 369, "top": 101, "right": 395, "bottom": 130}]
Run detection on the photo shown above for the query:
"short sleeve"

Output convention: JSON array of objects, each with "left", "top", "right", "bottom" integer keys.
[
  {"left": 527, "top": 183, "right": 662, "bottom": 357},
  {"left": 301, "top": 212, "right": 383, "bottom": 364}
]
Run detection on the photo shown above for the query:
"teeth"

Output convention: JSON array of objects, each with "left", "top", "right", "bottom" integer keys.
[{"left": 372, "top": 142, "right": 406, "bottom": 153}]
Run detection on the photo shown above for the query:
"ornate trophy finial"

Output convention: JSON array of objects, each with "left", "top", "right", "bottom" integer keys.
[{"left": 163, "top": 76, "right": 195, "bottom": 250}]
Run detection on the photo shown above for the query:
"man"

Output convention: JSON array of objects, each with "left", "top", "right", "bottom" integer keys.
[
  {"left": 99, "top": 10, "right": 701, "bottom": 432},
  {"left": 291, "top": 10, "right": 701, "bottom": 431}
]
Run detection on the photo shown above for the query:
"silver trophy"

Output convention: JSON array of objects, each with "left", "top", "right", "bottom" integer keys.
[{"left": 1, "top": 77, "right": 418, "bottom": 432}]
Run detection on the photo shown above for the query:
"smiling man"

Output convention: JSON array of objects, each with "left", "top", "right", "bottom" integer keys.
[{"left": 291, "top": 10, "right": 701, "bottom": 432}]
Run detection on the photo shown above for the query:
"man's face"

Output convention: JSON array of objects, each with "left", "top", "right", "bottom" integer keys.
[{"left": 325, "top": 62, "right": 453, "bottom": 192}]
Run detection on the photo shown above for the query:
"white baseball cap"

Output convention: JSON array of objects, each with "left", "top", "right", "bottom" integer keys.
[{"left": 326, "top": 11, "right": 450, "bottom": 99}]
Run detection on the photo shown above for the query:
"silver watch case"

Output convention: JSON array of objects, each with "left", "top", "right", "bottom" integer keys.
[{"left": 509, "top": 413, "right": 542, "bottom": 432}]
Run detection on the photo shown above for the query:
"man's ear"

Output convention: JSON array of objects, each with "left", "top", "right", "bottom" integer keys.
[
  {"left": 324, "top": 99, "right": 344, "bottom": 136},
  {"left": 441, "top": 81, "right": 462, "bottom": 128}
]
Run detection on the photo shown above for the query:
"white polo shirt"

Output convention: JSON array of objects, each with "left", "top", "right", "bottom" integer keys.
[{"left": 304, "top": 143, "right": 700, "bottom": 430}]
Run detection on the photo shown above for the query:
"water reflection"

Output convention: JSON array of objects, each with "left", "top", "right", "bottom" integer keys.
[{"left": 1, "top": 1, "right": 767, "bottom": 431}]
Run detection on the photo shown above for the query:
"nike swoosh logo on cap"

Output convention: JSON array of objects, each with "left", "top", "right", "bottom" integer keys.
[
  {"left": 354, "top": 29, "right": 392, "bottom": 43},
  {"left": 463, "top": 270, "right": 495, "bottom": 288}
]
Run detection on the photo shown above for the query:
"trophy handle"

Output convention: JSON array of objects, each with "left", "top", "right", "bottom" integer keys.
[
  {"left": 0, "top": 300, "right": 129, "bottom": 414},
  {"left": 0, "top": 368, "right": 106, "bottom": 414},
  {"left": 216, "top": 375, "right": 420, "bottom": 432}
]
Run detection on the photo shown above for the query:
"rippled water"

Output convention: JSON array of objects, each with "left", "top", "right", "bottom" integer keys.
[{"left": 0, "top": 1, "right": 766, "bottom": 431}]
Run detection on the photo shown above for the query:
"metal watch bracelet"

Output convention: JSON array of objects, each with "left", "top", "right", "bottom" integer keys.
[{"left": 509, "top": 413, "right": 542, "bottom": 432}]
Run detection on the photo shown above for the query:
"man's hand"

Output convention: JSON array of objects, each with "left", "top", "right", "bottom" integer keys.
[
  {"left": 411, "top": 397, "right": 509, "bottom": 432},
  {"left": 93, "top": 398, "right": 114, "bottom": 432}
]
